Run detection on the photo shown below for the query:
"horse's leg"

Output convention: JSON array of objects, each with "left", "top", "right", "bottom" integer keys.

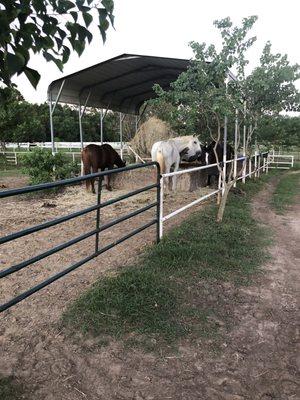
[
  {"left": 172, "top": 158, "right": 180, "bottom": 191},
  {"left": 83, "top": 163, "right": 91, "bottom": 192},
  {"left": 91, "top": 165, "right": 98, "bottom": 194},
  {"left": 105, "top": 165, "right": 113, "bottom": 191},
  {"left": 207, "top": 174, "right": 211, "bottom": 186}
]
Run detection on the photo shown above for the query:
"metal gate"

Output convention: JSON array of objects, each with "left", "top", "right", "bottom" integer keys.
[{"left": 0, "top": 162, "right": 160, "bottom": 312}]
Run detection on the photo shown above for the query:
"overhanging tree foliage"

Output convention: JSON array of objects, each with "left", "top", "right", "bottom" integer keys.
[
  {"left": 150, "top": 16, "right": 300, "bottom": 222},
  {"left": 0, "top": 0, "right": 114, "bottom": 88}
]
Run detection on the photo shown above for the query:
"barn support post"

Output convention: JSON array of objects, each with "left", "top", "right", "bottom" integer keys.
[
  {"left": 119, "top": 113, "right": 126, "bottom": 159},
  {"left": 78, "top": 99, "right": 83, "bottom": 150},
  {"left": 222, "top": 115, "right": 228, "bottom": 195},
  {"left": 48, "top": 80, "right": 65, "bottom": 155},
  {"left": 134, "top": 103, "right": 148, "bottom": 134},
  {"left": 49, "top": 92, "right": 55, "bottom": 155},
  {"left": 233, "top": 109, "right": 238, "bottom": 188},
  {"left": 100, "top": 107, "right": 109, "bottom": 145},
  {"left": 78, "top": 90, "right": 92, "bottom": 150},
  {"left": 135, "top": 116, "right": 139, "bottom": 134},
  {"left": 100, "top": 109, "right": 104, "bottom": 145}
]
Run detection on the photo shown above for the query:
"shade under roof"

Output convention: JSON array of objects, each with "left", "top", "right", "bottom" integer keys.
[{"left": 48, "top": 54, "right": 191, "bottom": 115}]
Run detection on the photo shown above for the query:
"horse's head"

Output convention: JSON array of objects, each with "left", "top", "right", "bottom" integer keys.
[
  {"left": 115, "top": 154, "right": 126, "bottom": 168},
  {"left": 181, "top": 135, "right": 202, "bottom": 162}
]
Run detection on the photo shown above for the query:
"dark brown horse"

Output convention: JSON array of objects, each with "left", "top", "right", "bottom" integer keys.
[{"left": 81, "top": 144, "right": 126, "bottom": 193}]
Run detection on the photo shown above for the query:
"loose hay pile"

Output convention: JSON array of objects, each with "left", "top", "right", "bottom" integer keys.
[{"left": 130, "top": 116, "right": 176, "bottom": 157}]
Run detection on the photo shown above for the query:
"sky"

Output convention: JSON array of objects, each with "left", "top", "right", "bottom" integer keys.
[{"left": 13, "top": 0, "right": 300, "bottom": 104}]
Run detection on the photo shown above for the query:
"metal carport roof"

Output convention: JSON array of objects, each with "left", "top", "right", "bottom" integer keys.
[{"left": 48, "top": 53, "right": 191, "bottom": 115}]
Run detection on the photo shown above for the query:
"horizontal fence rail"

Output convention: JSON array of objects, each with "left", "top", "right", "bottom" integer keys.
[
  {"left": 159, "top": 152, "right": 271, "bottom": 238},
  {"left": 268, "top": 154, "right": 294, "bottom": 169},
  {"left": 0, "top": 162, "right": 160, "bottom": 312}
]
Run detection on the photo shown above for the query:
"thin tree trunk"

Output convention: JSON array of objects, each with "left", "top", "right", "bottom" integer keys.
[{"left": 217, "top": 181, "right": 234, "bottom": 222}]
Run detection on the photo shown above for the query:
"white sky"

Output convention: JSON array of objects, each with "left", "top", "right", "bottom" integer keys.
[{"left": 14, "top": 0, "right": 300, "bottom": 103}]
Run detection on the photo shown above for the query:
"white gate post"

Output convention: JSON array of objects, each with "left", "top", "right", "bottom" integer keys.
[
  {"left": 233, "top": 109, "right": 238, "bottom": 188},
  {"left": 159, "top": 176, "right": 164, "bottom": 239},
  {"left": 222, "top": 116, "right": 228, "bottom": 195},
  {"left": 242, "top": 101, "right": 247, "bottom": 184}
]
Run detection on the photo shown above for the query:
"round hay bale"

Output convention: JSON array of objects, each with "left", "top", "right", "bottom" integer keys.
[{"left": 130, "top": 117, "right": 176, "bottom": 157}]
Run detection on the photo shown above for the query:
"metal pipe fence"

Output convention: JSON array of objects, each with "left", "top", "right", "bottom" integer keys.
[
  {"left": 0, "top": 162, "right": 160, "bottom": 312},
  {"left": 159, "top": 152, "right": 271, "bottom": 238}
]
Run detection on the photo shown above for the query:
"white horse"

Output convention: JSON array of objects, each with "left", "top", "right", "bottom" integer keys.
[{"left": 151, "top": 135, "right": 202, "bottom": 190}]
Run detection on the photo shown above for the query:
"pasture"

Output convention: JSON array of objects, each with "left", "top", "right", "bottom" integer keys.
[{"left": 1, "top": 168, "right": 299, "bottom": 399}]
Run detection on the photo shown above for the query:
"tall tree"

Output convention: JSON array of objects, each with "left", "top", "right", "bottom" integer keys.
[
  {"left": 0, "top": 0, "right": 114, "bottom": 88},
  {"left": 150, "top": 16, "right": 300, "bottom": 222}
]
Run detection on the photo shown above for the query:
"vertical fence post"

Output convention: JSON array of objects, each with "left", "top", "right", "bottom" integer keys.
[
  {"left": 233, "top": 109, "right": 238, "bottom": 188},
  {"left": 95, "top": 177, "right": 103, "bottom": 253},
  {"left": 291, "top": 156, "right": 294, "bottom": 168},
  {"left": 242, "top": 101, "right": 247, "bottom": 184},
  {"left": 249, "top": 156, "right": 252, "bottom": 178},
  {"left": 266, "top": 154, "right": 269, "bottom": 174},
  {"left": 159, "top": 175, "right": 164, "bottom": 239},
  {"left": 254, "top": 151, "right": 257, "bottom": 178},
  {"left": 222, "top": 116, "right": 228, "bottom": 195},
  {"left": 156, "top": 165, "right": 161, "bottom": 243}
]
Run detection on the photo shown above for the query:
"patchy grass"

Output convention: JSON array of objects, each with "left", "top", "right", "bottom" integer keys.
[
  {"left": 0, "top": 376, "right": 24, "bottom": 400},
  {"left": 0, "top": 168, "right": 24, "bottom": 178},
  {"left": 63, "top": 174, "right": 272, "bottom": 344},
  {"left": 271, "top": 168, "right": 300, "bottom": 214}
]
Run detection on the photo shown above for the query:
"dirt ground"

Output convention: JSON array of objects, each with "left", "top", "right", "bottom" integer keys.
[{"left": 0, "top": 173, "right": 299, "bottom": 399}]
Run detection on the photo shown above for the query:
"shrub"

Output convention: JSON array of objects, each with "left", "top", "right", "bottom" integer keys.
[{"left": 21, "top": 148, "right": 79, "bottom": 185}]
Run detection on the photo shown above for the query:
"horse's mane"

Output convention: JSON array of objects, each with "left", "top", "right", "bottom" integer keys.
[{"left": 173, "top": 135, "right": 197, "bottom": 142}]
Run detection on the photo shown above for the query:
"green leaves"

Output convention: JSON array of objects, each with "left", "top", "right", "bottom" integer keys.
[
  {"left": 149, "top": 15, "right": 300, "bottom": 144},
  {"left": 83, "top": 12, "right": 93, "bottom": 27},
  {"left": 6, "top": 52, "right": 26, "bottom": 75},
  {"left": 0, "top": 0, "right": 115, "bottom": 88},
  {"left": 23, "top": 67, "right": 41, "bottom": 89}
]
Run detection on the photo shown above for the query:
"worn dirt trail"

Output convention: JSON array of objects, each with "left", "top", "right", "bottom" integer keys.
[{"left": 0, "top": 174, "right": 299, "bottom": 399}]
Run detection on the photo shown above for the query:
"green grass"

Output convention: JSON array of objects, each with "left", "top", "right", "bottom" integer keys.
[
  {"left": 0, "top": 168, "right": 24, "bottom": 178},
  {"left": 63, "top": 173, "right": 272, "bottom": 345},
  {"left": 0, "top": 377, "right": 24, "bottom": 400},
  {"left": 271, "top": 166, "right": 300, "bottom": 214}
]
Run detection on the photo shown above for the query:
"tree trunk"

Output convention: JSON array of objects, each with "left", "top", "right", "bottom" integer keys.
[{"left": 217, "top": 181, "right": 234, "bottom": 222}]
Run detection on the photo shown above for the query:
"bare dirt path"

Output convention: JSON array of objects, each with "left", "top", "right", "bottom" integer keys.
[{"left": 1, "top": 174, "right": 299, "bottom": 399}]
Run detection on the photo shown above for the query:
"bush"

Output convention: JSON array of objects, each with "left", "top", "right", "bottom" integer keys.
[{"left": 21, "top": 148, "right": 80, "bottom": 185}]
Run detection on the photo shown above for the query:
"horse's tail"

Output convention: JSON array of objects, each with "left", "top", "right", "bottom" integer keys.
[{"left": 156, "top": 150, "right": 165, "bottom": 174}]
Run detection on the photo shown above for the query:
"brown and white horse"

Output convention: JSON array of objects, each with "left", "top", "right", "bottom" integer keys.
[{"left": 81, "top": 144, "right": 126, "bottom": 193}]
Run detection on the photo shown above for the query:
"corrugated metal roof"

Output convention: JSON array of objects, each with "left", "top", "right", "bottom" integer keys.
[{"left": 48, "top": 54, "right": 190, "bottom": 115}]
